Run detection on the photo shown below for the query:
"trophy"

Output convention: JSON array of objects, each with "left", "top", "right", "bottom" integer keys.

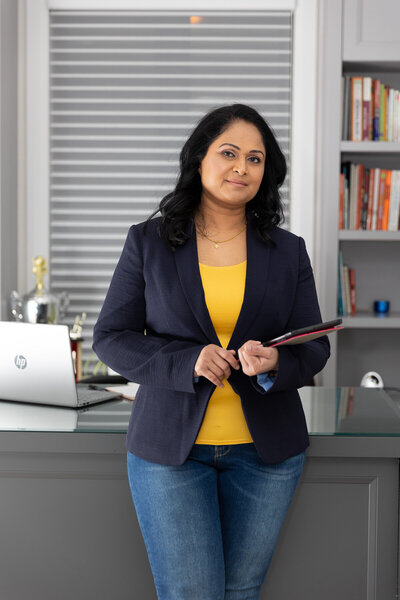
[{"left": 10, "top": 256, "right": 69, "bottom": 324}]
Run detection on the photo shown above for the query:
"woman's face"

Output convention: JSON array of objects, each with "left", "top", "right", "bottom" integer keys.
[{"left": 198, "top": 119, "right": 266, "bottom": 212}]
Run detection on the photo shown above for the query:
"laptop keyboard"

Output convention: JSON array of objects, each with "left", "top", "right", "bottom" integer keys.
[{"left": 76, "top": 384, "right": 121, "bottom": 405}]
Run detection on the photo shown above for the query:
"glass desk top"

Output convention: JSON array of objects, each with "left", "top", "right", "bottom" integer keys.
[{"left": 0, "top": 386, "right": 400, "bottom": 436}]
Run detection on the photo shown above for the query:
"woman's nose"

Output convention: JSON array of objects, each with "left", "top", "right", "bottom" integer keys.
[{"left": 233, "top": 156, "right": 247, "bottom": 176}]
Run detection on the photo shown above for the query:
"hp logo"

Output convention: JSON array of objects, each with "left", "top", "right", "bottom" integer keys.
[{"left": 14, "top": 355, "right": 27, "bottom": 369}]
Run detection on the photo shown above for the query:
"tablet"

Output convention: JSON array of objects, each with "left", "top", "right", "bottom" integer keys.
[{"left": 262, "top": 319, "right": 343, "bottom": 347}]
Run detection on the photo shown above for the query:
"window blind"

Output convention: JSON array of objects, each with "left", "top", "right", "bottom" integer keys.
[{"left": 49, "top": 10, "right": 292, "bottom": 368}]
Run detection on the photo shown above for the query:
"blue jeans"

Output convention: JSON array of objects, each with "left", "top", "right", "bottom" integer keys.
[{"left": 127, "top": 444, "right": 306, "bottom": 600}]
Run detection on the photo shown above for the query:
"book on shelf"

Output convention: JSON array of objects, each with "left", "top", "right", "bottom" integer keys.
[
  {"left": 350, "top": 76, "right": 363, "bottom": 142},
  {"left": 338, "top": 251, "right": 356, "bottom": 317},
  {"left": 342, "top": 75, "right": 400, "bottom": 142},
  {"left": 339, "top": 164, "right": 400, "bottom": 230},
  {"left": 349, "top": 268, "right": 356, "bottom": 316}
]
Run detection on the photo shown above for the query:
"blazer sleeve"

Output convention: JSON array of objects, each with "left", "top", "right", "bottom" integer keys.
[
  {"left": 92, "top": 225, "right": 204, "bottom": 394},
  {"left": 250, "top": 236, "right": 331, "bottom": 395}
]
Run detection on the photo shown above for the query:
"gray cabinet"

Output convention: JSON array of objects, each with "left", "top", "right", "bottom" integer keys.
[
  {"left": 0, "top": 429, "right": 398, "bottom": 600},
  {"left": 264, "top": 453, "right": 398, "bottom": 599},
  {"left": 343, "top": 0, "right": 400, "bottom": 62}
]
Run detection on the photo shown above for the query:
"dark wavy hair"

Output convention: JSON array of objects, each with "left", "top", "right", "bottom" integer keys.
[{"left": 145, "top": 103, "right": 287, "bottom": 249}]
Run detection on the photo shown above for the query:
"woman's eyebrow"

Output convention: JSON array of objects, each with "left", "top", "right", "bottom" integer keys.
[{"left": 218, "top": 143, "right": 265, "bottom": 158}]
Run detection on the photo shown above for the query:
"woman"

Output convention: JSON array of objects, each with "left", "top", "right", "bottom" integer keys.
[{"left": 93, "top": 103, "right": 330, "bottom": 599}]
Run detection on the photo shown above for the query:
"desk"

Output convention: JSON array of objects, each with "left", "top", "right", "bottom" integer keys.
[{"left": 0, "top": 387, "right": 399, "bottom": 600}]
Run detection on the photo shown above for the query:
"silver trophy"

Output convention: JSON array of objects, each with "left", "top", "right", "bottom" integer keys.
[{"left": 10, "top": 256, "right": 69, "bottom": 324}]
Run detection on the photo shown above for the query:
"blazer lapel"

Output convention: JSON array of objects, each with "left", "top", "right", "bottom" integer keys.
[
  {"left": 174, "top": 213, "right": 272, "bottom": 349},
  {"left": 227, "top": 213, "right": 271, "bottom": 350},
  {"left": 174, "top": 218, "right": 221, "bottom": 345}
]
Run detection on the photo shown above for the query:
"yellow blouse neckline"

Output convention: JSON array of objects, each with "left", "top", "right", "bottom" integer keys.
[{"left": 199, "top": 260, "right": 247, "bottom": 268}]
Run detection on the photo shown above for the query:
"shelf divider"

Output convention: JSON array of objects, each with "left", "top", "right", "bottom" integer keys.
[
  {"left": 340, "top": 313, "right": 400, "bottom": 328},
  {"left": 339, "top": 231, "right": 400, "bottom": 241},
  {"left": 341, "top": 141, "right": 400, "bottom": 152}
]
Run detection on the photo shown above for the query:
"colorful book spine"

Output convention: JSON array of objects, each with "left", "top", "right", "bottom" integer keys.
[
  {"left": 372, "top": 79, "right": 380, "bottom": 140},
  {"left": 343, "top": 265, "right": 351, "bottom": 314},
  {"left": 339, "top": 165, "right": 400, "bottom": 231},
  {"left": 388, "top": 88, "right": 394, "bottom": 142},
  {"left": 345, "top": 76, "right": 400, "bottom": 142},
  {"left": 339, "top": 173, "right": 344, "bottom": 229},
  {"left": 380, "top": 84, "right": 387, "bottom": 141},
  {"left": 361, "top": 168, "right": 369, "bottom": 229},
  {"left": 351, "top": 77, "right": 363, "bottom": 142},
  {"left": 356, "top": 165, "right": 364, "bottom": 230},
  {"left": 372, "top": 168, "right": 380, "bottom": 230},
  {"left": 388, "top": 171, "right": 400, "bottom": 231},
  {"left": 366, "top": 168, "right": 375, "bottom": 230},
  {"left": 341, "top": 163, "right": 350, "bottom": 228},
  {"left": 377, "top": 170, "right": 386, "bottom": 229},
  {"left": 362, "top": 77, "right": 372, "bottom": 141},
  {"left": 349, "top": 164, "right": 358, "bottom": 229},
  {"left": 382, "top": 170, "right": 392, "bottom": 230},
  {"left": 349, "top": 268, "right": 356, "bottom": 316}
]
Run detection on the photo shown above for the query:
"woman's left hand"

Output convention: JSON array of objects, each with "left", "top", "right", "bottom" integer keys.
[{"left": 237, "top": 340, "right": 279, "bottom": 377}]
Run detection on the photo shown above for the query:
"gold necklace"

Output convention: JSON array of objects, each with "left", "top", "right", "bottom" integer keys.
[{"left": 196, "top": 220, "right": 247, "bottom": 249}]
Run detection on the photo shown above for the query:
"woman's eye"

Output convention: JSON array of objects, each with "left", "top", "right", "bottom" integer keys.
[
  {"left": 248, "top": 156, "right": 261, "bottom": 163},
  {"left": 221, "top": 150, "right": 236, "bottom": 158}
]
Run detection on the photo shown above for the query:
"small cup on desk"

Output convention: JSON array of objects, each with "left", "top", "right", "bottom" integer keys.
[{"left": 373, "top": 300, "right": 390, "bottom": 316}]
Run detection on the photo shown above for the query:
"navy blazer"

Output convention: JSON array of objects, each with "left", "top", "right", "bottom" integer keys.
[{"left": 92, "top": 212, "right": 330, "bottom": 466}]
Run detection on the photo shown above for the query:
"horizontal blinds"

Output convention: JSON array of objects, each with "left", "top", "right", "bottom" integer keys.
[{"left": 49, "top": 10, "right": 292, "bottom": 368}]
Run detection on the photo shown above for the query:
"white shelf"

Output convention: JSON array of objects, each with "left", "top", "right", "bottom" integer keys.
[
  {"left": 341, "top": 141, "right": 400, "bottom": 153},
  {"left": 341, "top": 313, "right": 400, "bottom": 328},
  {"left": 339, "top": 230, "right": 400, "bottom": 241}
]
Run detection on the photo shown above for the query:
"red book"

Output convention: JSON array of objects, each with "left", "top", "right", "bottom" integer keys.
[
  {"left": 349, "top": 268, "right": 356, "bottom": 315},
  {"left": 382, "top": 170, "right": 392, "bottom": 230},
  {"left": 366, "top": 168, "right": 375, "bottom": 229},
  {"left": 377, "top": 170, "right": 387, "bottom": 229}
]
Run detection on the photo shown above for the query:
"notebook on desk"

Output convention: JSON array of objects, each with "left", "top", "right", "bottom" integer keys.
[{"left": 0, "top": 321, "right": 122, "bottom": 408}]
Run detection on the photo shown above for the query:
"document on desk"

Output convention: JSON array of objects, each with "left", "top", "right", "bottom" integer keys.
[{"left": 105, "top": 382, "right": 139, "bottom": 400}]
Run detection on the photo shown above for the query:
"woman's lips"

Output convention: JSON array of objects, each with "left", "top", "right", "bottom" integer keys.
[{"left": 226, "top": 179, "right": 248, "bottom": 187}]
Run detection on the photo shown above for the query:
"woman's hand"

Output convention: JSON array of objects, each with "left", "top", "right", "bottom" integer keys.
[
  {"left": 194, "top": 345, "right": 240, "bottom": 388},
  {"left": 237, "top": 340, "right": 279, "bottom": 377}
]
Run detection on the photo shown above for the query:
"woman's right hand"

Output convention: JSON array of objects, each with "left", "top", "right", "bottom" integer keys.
[{"left": 194, "top": 345, "right": 240, "bottom": 388}]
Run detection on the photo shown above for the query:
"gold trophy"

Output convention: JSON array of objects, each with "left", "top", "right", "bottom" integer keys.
[{"left": 10, "top": 256, "right": 69, "bottom": 324}]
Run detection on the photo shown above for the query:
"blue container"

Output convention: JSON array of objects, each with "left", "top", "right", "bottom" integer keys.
[{"left": 373, "top": 300, "right": 390, "bottom": 315}]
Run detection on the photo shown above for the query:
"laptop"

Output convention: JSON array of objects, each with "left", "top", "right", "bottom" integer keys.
[{"left": 0, "top": 321, "right": 122, "bottom": 408}]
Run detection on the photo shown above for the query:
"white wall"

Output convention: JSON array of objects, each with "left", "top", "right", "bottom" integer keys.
[{"left": 0, "top": 0, "right": 19, "bottom": 320}]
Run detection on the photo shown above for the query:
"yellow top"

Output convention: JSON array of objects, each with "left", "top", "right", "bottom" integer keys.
[{"left": 195, "top": 260, "right": 253, "bottom": 445}]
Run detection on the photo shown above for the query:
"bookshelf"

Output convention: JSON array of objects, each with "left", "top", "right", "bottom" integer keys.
[{"left": 334, "top": 1, "right": 400, "bottom": 388}]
